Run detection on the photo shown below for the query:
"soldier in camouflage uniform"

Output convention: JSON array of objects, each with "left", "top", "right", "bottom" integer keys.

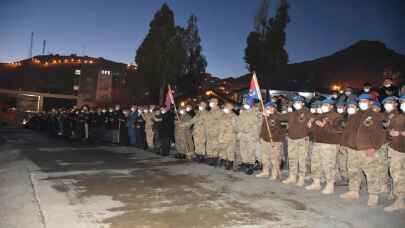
[
  {"left": 205, "top": 98, "right": 224, "bottom": 166},
  {"left": 340, "top": 94, "right": 387, "bottom": 207},
  {"left": 175, "top": 108, "right": 194, "bottom": 159},
  {"left": 257, "top": 101, "right": 286, "bottom": 180},
  {"left": 381, "top": 96, "right": 400, "bottom": 194},
  {"left": 144, "top": 105, "right": 155, "bottom": 150},
  {"left": 384, "top": 95, "right": 405, "bottom": 212},
  {"left": 336, "top": 101, "right": 349, "bottom": 184},
  {"left": 305, "top": 98, "right": 343, "bottom": 194},
  {"left": 218, "top": 103, "right": 238, "bottom": 170},
  {"left": 183, "top": 101, "right": 209, "bottom": 162},
  {"left": 238, "top": 102, "right": 261, "bottom": 175},
  {"left": 279, "top": 95, "right": 311, "bottom": 185}
]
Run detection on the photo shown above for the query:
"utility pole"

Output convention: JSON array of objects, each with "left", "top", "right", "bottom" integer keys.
[
  {"left": 42, "top": 40, "right": 46, "bottom": 55},
  {"left": 29, "top": 32, "right": 34, "bottom": 58}
]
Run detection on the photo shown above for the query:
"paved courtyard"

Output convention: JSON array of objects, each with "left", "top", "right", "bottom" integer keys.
[{"left": 1, "top": 129, "right": 404, "bottom": 228}]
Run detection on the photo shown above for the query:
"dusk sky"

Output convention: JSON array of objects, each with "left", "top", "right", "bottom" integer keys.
[{"left": 0, "top": 0, "right": 404, "bottom": 78}]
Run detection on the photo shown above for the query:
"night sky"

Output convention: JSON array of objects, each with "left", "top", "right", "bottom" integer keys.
[{"left": 0, "top": 0, "right": 404, "bottom": 78}]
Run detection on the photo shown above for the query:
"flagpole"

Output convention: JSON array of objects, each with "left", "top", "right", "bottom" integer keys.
[
  {"left": 253, "top": 73, "right": 273, "bottom": 144},
  {"left": 168, "top": 84, "right": 181, "bottom": 121},
  {"left": 168, "top": 84, "right": 191, "bottom": 157}
]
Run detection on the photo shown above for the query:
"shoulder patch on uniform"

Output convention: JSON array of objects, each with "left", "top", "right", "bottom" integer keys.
[{"left": 363, "top": 116, "right": 373, "bottom": 127}]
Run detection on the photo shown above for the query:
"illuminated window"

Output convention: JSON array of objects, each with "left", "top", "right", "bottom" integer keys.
[{"left": 75, "top": 69, "right": 81, "bottom": 75}]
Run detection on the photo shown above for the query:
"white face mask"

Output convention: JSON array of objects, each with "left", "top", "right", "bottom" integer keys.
[
  {"left": 186, "top": 107, "right": 192, "bottom": 112},
  {"left": 209, "top": 102, "right": 215, "bottom": 108},
  {"left": 310, "top": 108, "right": 316, "bottom": 114},
  {"left": 115, "top": 107, "right": 120, "bottom": 111},
  {"left": 347, "top": 107, "right": 356, "bottom": 115},
  {"left": 332, "top": 94, "right": 338, "bottom": 99},
  {"left": 179, "top": 110, "right": 185, "bottom": 115},
  {"left": 109, "top": 109, "right": 113, "bottom": 113},
  {"left": 400, "top": 103, "right": 405, "bottom": 112},
  {"left": 102, "top": 109, "right": 106, "bottom": 113},
  {"left": 384, "top": 84, "right": 392, "bottom": 88},
  {"left": 337, "top": 108, "right": 345, "bottom": 114},
  {"left": 364, "top": 88, "right": 370, "bottom": 93},
  {"left": 321, "top": 106, "right": 330, "bottom": 113},
  {"left": 198, "top": 106, "right": 204, "bottom": 111},
  {"left": 144, "top": 110, "right": 148, "bottom": 113},
  {"left": 161, "top": 110, "right": 166, "bottom": 114},
  {"left": 149, "top": 109, "right": 154, "bottom": 112},
  {"left": 287, "top": 107, "right": 293, "bottom": 112},
  {"left": 223, "top": 109, "right": 230, "bottom": 114},
  {"left": 293, "top": 103, "right": 302, "bottom": 110},
  {"left": 243, "top": 104, "right": 250, "bottom": 110},
  {"left": 359, "top": 102, "right": 369, "bottom": 111},
  {"left": 384, "top": 104, "right": 395, "bottom": 113},
  {"left": 131, "top": 108, "right": 136, "bottom": 112}
]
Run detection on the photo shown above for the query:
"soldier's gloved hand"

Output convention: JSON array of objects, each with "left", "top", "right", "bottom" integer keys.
[
  {"left": 315, "top": 120, "right": 323, "bottom": 127},
  {"left": 307, "top": 119, "right": 314, "bottom": 128},
  {"left": 390, "top": 130, "right": 400, "bottom": 137},
  {"left": 365, "top": 148, "right": 376, "bottom": 157}
]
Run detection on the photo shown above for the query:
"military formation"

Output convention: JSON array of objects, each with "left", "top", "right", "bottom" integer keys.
[{"left": 26, "top": 77, "right": 405, "bottom": 212}]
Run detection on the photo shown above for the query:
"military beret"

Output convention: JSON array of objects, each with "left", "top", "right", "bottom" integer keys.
[
  {"left": 336, "top": 101, "right": 346, "bottom": 107},
  {"left": 265, "top": 101, "right": 277, "bottom": 108},
  {"left": 310, "top": 100, "right": 321, "bottom": 108},
  {"left": 292, "top": 95, "right": 305, "bottom": 102},
  {"left": 381, "top": 96, "right": 398, "bottom": 104},
  {"left": 346, "top": 99, "right": 358, "bottom": 106},
  {"left": 358, "top": 93, "right": 372, "bottom": 100},
  {"left": 322, "top": 98, "right": 336, "bottom": 105},
  {"left": 372, "top": 100, "right": 381, "bottom": 108}
]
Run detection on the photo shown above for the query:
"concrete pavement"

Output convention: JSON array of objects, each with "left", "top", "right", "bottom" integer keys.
[{"left": 1, "top": 129, "right": 405, "bottom": 228}]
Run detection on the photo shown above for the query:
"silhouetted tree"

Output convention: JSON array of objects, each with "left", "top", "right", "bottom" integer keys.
[
  {"left": 244, "top": 0, "right": 290, "bottom": 81},
  {"left": 254, "top": 0, "right": 270, "bottom": 36},
  {"left": 135, "top": 3, "right": 186, "bottom": 104},
  {"left": 264, "top": 0, "right": 289, "bottom": 72},
  {"left": 178, "top": 14, "right": 207, "bottom": 97}
]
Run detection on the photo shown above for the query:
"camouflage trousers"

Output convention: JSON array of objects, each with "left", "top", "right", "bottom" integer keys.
[
  {"left": 145, "top": 127, "right": 154, "bottom": 149},
  {"left": 260, "top": 139, "right": 282, "bottom": 173},
  {"left": 287, "top": 137, "right": 309, "bottom": 177},
  {"left": 206, "top": 134, "right": 220, "bottom": 158},
  {"left": 239, "top": 134, "right": 258, "bottom": 164},
  {"left": 337, "top": 145, "right": 349, "bottom": 180},
  {"left": 175, "top": 130, "right": 195, "bottom": 157},
  {"left": 379, "top": 144, "right": 390, "bottom": 193},
  {"left": 219, "top": 139, "right": 237, "bottom": 161},
  {"left": 347, "top": 147, "right": 385, "bottom": 194},
  {"left": 193, "top": 131, "right": 206, "bottom": 156},
  {"left": 388, "top": 147, "right": 405, "bottom": 195},
  {"left": 311, "top": 143, "right": 338, "bottom": 183}
]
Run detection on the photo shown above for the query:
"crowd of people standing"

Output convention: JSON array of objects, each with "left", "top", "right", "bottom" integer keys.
[{"left": 26, "top": 77, "right": 404, "bottom": 212}]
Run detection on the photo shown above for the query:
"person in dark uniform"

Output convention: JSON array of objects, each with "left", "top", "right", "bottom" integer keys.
[
  {"left": 155, "top": 107, "right": 171, "bottom": 156},
  {"left": 134, "top": 110, "right": 146, "bottom": 149},
  {"left": 119, "top": 109, "right": 130, "bottom": 146}
]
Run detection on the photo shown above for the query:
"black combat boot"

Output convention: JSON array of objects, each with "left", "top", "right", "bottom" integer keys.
[
  {"left": 216, "top": 158, "right": 224, "bottom": 168},
  {"left": 225, "top": 161, "right": 233, "bottom": 170},
  {"left": 253, "top": 160, "right": 262, "bottom": 171},
  {"left": 209, "top": 157, "right": 217, "bottom": 166},
  {"left": 245, "top": 164, "right": 254, "bottom": 175}
]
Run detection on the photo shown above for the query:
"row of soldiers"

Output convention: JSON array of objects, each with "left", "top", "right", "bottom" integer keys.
[
  {"left": 171, "top": 94, "right": 405, "bottom": 212},
  {"left": 25, "top": 91, "right": 404, "bottom": 212}
]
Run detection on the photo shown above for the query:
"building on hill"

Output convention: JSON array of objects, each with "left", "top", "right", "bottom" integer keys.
[{"left": 0, "top": 54, "right": 137, "bottom": 109}]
